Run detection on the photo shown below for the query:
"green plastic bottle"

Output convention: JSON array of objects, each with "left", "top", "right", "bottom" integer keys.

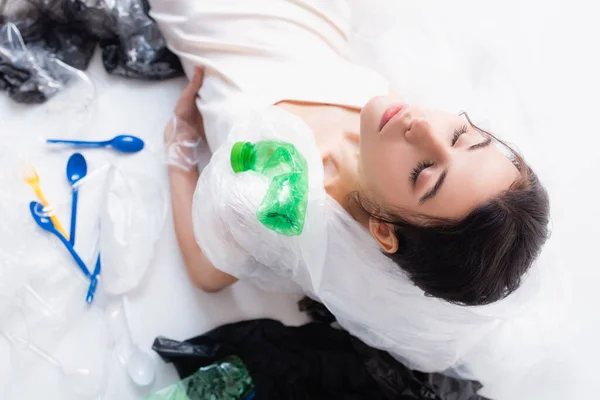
[
  {"left": 142, "top": 356, "right": 254, "bottom": 400},
  {"left": 230, "top": 140, "right": 309, "bottom": 236}
]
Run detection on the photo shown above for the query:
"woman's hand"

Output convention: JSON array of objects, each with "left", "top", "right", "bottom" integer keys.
[
  {"left": 164, "top": 67, "right": 207, "bottom": 171},
  {"left": 166, "top": 67, "right": 239, "bottom": 292}
]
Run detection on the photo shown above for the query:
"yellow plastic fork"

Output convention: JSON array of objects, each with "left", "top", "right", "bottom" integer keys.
[{"left": 22, "top": 161, "right": 69, "bottom": 239}]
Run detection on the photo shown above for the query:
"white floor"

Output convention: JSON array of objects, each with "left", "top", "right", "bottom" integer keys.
[{"left": 1, "top": 0, "right": 599, "bottom": 399}]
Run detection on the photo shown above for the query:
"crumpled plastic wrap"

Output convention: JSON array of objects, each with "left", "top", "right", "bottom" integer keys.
[
  {"left": 0, "top": 0, "right": 182, "bottom": 103},
  {"left": 8, "top": 0, "right": 182, "bottom": 78},
  {"left": 0, "top": 22, "right": 92, "bottom": 103},
  {"left": 192, "top": 105, "right": 542, "bottom": 377}
]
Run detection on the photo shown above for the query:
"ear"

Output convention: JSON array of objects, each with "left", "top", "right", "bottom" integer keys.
[{"left": 369, "top": 217, "right": 399, "bottom": 254}]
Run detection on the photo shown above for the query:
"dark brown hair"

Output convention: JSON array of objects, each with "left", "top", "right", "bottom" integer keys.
[{"left": 352, "top": 116, "right": 550, "bottom": 306}]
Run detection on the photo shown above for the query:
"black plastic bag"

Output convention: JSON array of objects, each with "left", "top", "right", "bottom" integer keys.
[
  {"left": 0, "top": 22, "right": 80, "bottom": 103},
  {"left": 153, "top": 318, "right": 487, "bottom": 400},
  {"left": 0, "top": 0, "right": 182, "bottom": 103}
]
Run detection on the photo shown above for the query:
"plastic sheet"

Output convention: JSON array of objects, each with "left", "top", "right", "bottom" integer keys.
[
  {"left": 0, "top": 150, "right": 67, "bottom": 300},
  {"left": 100, "top": 164, "right": 167, "bottom": 295},
  {"left": 0, "top": 293, "right": 110, "bottom": 399}
]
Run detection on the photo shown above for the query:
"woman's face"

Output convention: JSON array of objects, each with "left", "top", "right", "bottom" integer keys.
[{"left": 359, "top": 95, "right": 520, "bottom": 220}]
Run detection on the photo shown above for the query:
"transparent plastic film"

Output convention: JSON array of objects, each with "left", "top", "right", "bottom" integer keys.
[
  {"left": 0, "top": 148, "right": 77, "bottom": 308},
  {"left": 0, "top": 295, "right": 30, "bottom": 397},
  {"left": 0, "top": 294, "right": 110, "bottom": 399},
  {"left": 0, "top": 22, "right": 96, "bottom": 139},
  {"left": 99, "top": 164, "right": 167, "bottom": 295}
]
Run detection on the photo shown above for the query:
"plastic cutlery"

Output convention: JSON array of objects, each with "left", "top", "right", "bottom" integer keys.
[
  {"left": 66, "top": 153, "right": 87, "bottom": 245},
  {"left": 46, "top": 135, "right": 145, "bottom": 154},
  {"left": 29, "top": 201, "right": 91, "bottom": 279},
  {"left": 22, "top": 161, "right": 69, "bottom": 239},
  {"left": 86, "top": 255, "right": 101, "bottom": 304},
  {"left": 106, "top": 299, "right": 156, "bottom": 387}
]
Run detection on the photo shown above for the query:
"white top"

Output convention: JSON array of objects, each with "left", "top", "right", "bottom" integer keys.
[
  {"left": 150, "top": 0, "right": 388, "bottom": 151},
  {"left": 150, "top": 0, "right": 537, "bottom": 374}
]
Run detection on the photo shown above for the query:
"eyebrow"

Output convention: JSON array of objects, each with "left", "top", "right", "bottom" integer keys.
[{"left": 418, "top": 137, "right": 492, "bottom": 205}]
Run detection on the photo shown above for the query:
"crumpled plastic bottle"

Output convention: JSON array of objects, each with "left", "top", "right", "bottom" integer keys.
[
  {"left": 143, "top": 356, "right": 254, "bottom": 400},
  {"left": 230, "top": 140, "right": 309, "bottom": 237}
]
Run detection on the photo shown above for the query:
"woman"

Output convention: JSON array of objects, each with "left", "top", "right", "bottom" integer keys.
[{"left": 152, "top": 0, "right": 549, "bottom": 373}]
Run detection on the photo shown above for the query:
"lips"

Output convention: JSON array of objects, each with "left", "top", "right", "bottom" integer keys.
[{"left": 379, "top": 104, "right": 407, "bottom": 132}]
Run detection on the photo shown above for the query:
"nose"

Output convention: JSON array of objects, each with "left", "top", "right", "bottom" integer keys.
[{"left": 405, "top": 117, "right": 450, "bottom": 159}]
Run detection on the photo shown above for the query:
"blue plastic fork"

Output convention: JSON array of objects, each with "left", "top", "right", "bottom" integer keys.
[
  {"left": 86, "top": 255, "right": 102, "bottom": 304},
  {"left": 29, "top": 201, "right": 92, "bottom": 279}
]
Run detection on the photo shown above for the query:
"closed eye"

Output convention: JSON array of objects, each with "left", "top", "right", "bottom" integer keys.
[
  {"left": 451, "top": 124, "right": 468, "bottom": 146},
  {"left": 410, "top": 160, "right": 434, "bottom": 187}
]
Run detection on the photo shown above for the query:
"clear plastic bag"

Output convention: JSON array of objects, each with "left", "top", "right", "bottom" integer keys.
[
  {"left": 0, "top": 295, "right": 31, "bottom": 398},
  {"left": 0, "top": 21, "right": 96, "bottom": 139},
  {"left": 0, "top": 292, "right": 110, "bottom": 399},
  {"left": 0, "top": 22, "right": 94, "bottom": 104},
  {"left": 100, "top": 164, "right": 167, "bottom": 295}
]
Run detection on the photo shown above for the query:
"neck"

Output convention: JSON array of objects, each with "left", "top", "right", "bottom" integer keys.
[{"left": 276, "top": 101, "right": 370, "bottom": 226}]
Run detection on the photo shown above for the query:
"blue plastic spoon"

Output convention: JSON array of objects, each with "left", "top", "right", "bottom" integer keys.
[
  {"left": 29, "top": 201, "right": 92, "bottom": 278},
  {"left": 47, "top": 135, "right": 145, "bottom": 154},
  {"left": 86, "top": 255, "right": 102, "bottom": 304},
  {"left": 66, "top": 153, "right": 87, "bottom": 245}
]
